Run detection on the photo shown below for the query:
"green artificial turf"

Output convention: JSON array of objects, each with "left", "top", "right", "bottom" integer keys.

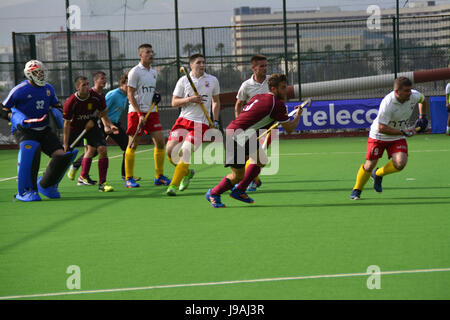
[{"left": 0, "top": 134, "right": 449, "bottom": 299}]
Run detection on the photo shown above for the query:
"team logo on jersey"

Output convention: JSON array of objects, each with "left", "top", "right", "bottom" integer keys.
[
  {"left": 88, "top": 103, "right": 93, "bottom": 110},
  {"left": 25, "top": 145, "right": 32, "bottom": 149},
  {"left": 205, "top": 81, "right": 209, "bottom": 88},
  {"left": 46, "top": 89, "right": 51, "bottom": 96}
]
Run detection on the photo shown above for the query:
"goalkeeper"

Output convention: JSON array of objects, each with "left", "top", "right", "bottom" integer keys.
[{"left": 350, "top": 77, "right": 428, "bottom": 200}]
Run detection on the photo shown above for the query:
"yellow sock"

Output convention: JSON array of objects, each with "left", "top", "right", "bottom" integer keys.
[
  {"left": 245, "top": 159, "right": 260, "bottom": 183},
  {"left": 154, "top": 147, "right": 165, "bottom": 178},
  {"left": 170, "top": 161, "right": 189, "bottom": 187},
  {"left": 125, "top": 147, "right": 136, "bottom": 179},
  {"left": 376, "top": 160, "right": 400, "bottom": 177},
  {"left": 353, "top": 164, "right": 371, "bottom": 190}
]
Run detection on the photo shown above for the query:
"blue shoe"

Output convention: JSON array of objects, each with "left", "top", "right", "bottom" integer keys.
[
  {"left": 154, "top": 175, "right": 171, "bottom": 186},
  {"left": 230, "top": 186, "right": 254, "bottom": 204},
  {"left": 37, "top": 176, "right": 60, "bottom": 199},
  {"left": 247, "top": 179, "right": 262, "bottom": 192},
  {"left": 371, "top": 168, "right": 383, "bottom": 193},
  {"left": 125, "top": 178, "right": 140, "bottom": 188},
  {"left": 349, "top": 189, "right": 362, "bottom": 200},
  {"left": 15, "top": 189, "right": 41, "bottom": 202},
  {"left": 205, "top": 189, "right": 226, "bottom": 208},
  {"left": 122, "top": 176, "right": 141, "bottom": 182}
]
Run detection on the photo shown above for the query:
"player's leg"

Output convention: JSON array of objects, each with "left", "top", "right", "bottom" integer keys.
[
  {"left": 446, "top": 111, "right": 450, "bottom": 135},
  {"left": 246, "top": 134, "right": 270, "bottom": 191},
  {"left": 109, "top": 124, "right": 130, "bottom": 180},
  {"left": 77, "top": 144, "right": 97, "bottom": 186},
  {"left": 150, "top": 129, "right": 171, "bottom": 186},
  {"left": 37, "top": 129, "right": 78, "bottom": 198},
  {"left": 124, "top": 112, "right": 141, "bottom": 188},
  {"left": 350, "top": 138, "right": 383, "bottom": 200},
  {"left": 97, "top": 145, "right": 114, "bottom": 192},
  {"left": 165, "top": 136, "right": 184, "bottom": 195},
  {"left": 67, "top": 144, "right": 86, "bottom": 180}
]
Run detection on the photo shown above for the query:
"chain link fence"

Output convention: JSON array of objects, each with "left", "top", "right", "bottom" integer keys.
[{"left": 1, "top": 15, "right": 449, "bottom": 143}]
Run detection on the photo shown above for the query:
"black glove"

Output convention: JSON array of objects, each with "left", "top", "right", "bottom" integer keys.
[
  {"left": 213, "top": 120, "right": 221, "bottom": 130},
  {"left": 152, "top": 93, "right": 161, "bottom": 105},
  {"left": 414, "top": 114, "right": 428, "bottom": 133}
]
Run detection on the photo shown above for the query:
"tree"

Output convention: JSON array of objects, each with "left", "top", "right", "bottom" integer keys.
[
  {"left": 216, "top": 42, "right": 224, "bottom": 70},
  {"left": 183, "top": 43, "right": 193, "bottom": 57},
  {"left": 193, "top": 43, "right": 203, "bottom": 54}
]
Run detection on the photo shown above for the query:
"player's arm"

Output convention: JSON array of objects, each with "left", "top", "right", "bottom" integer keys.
[
  {"left": 280, "top": 106, "right": 303, "bottom": 134},
  {"left": 0, "top": 104, "right": 11, "bottom": 121},
  {"left": 234, "top": 99, "right": 245, "bottom": 118},
  {"left": 99, "top": 110, "right": 118, "bottom": 134},
  {"left": 211, "top": 94, "right": 221, "bottom": 129},
  {"left": 127, "top": 86, "right": 145, "bottom": 126},
  {"left": 172, "top": 94, "right": 203, "bottom": 108},
  {"left": 378, "top": 123, "right": 405, "bottom": 136},
  {"left": 63, "top": 120, "right": 71, "bottom": 151}
]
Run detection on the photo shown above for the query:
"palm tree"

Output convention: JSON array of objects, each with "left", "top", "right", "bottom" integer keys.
[
  {"left": 183, "top": 43, "right": 194, "bottom": 57},
  {"left": 193, "top": 43, "right": 203, "bottom": 54},
  {"left": 216, "top": 42, "right": 224, "bottom": 70}
]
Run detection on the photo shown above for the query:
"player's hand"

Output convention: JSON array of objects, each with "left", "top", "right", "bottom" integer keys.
[
  {"left": 152, "top": 92, "right": 161, "bottom": 105},
  {"left": 213, "top": 120, "right": 221, "bottom": 130},
  {"left": 189, "top": 95, "right": 203, "bottom": 105},
  {"left": 138, "top": 113, "right": 146, "bottom": 127},
  {"left": 401, "top": 128, "right": 416, "bottom": 137},
  {"left": 63, "top": 143, "right": 69, "bottom": 153},
  {"left": 414, "top": 114, "right": 428, "bottom": 133},
  {"left": 111, "top": 125, "right": 119, "bottom": 135}
]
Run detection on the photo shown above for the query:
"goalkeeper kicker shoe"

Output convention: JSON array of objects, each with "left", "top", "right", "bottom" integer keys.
[
  {"left": 154, "top": 175, "right": 171, "bottom": 186},
  {"left": 99, "top": 183, "right": 114, "bottom": 192},
  {"left": 15, "top": 189, "right": 41, "bottom": 202},
  {"left": 371, "top": 169, "right": 383, "bottom": 193},
  {"left": 205, "top": 189, "right": 226, "bottom": 208},
  {"left": 230, "top": 186, "right": 254, "bottom": 204},
  {"left": 179, "top": 169, "right": 195, "bottom": 191},
  {"left": 349, "top": 189, "right": 362, "bottom": 200},
  {"left": 37, "top": 176, "right": 60, "bottom": 199}
]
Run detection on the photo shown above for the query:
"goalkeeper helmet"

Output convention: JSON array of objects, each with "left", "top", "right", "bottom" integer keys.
[{"left": 24, "top": 60, "right": 47, "bottom": 86}]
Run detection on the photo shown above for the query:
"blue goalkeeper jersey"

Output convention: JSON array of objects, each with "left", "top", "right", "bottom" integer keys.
[
  {"left": 2, "top": 80, "right": 58, "bottom": 129},
  {"left": 105, "top": 87, "right": 128, "bottom": 124}
]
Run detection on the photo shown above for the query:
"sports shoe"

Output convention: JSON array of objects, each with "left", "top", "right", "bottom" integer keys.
[
  {"left": 15, "top": 189, "right": 41, "bottom": 202},
  {"left": 230, "top": 186, "right": 254, "bottom": 204},
  {"left": 371, "top": 169, "right": 383, "bottom": 193},
  {"left": 205, "top": 189, "right": 226, "bottom": 208},
  {"left": 67, "top": 164, "right": 79, "bottom": 180},
  {"left": 247, "top": 179, "right": 262, "bottom": 192},
  {"left": 37, "top": 176, "right": 60, "bottom": 199},
  {"left": 125, "top": 177, "right": 140, "bottom": 188},
  {"left": 121, "top": 176, "right": 141, "bottom": 182},
  {"left": 179, "top": 169, "right": 195, "bottom": 191},
  {"left": 99, "top": 183, "right": 114, "bottom": 192},
  {"left": 166, "top": 185, "right": 177, "bottom": 196},
  {"left": 349, "top": 189, "right": 362, "bottom": 200},
  {"left": 154, "top": 175, "right": 171, "bottom": 186},
  {"left": 77, "top": 175, "right": 97, "bottom": 186}
]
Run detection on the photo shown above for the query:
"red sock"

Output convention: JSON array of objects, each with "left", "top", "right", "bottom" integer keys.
[
  {"left": 211, "top": 177, "right": 233, "bottom": 195},
  {"left": 98, "top": 158, "right": 109, "bottom": 185},
  {"left": 80, "top": 157, "right": 92, "bottom": 178},
  {"left": 237, "top": 164, "right": 261, "bottom": 191}
]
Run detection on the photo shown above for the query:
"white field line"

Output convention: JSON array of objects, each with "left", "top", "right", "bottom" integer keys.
[
  {"left": 0, "top": 148, "right": 154, "bottom": 182},
  {"left": 0, "top": 267, "right": 449, "bottom": 300}
]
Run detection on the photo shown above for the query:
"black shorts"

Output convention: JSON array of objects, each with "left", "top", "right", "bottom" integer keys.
[
  {"left": 224, "top": 133, "right": 261, "bottom": 169},
  {"left": 14, "top": 126, "right": 63, "bottom": 156},
  {"left": 107, "top": 122, "right": 128, "bottom": 151},
  {"left": 69, "top": 125, "right": 106, "bottom": 148}
]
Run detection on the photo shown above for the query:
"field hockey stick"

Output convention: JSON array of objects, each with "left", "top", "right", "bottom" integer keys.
[
  {"left": 23, "top": 114, "right": 48, "bottom": 123},
  {"left": 180, "top": 66, "right": 214, "bottom": 128},
  {"left": 258, "top": 98, "right": 311, "bottom": 141},
  {"left": 70, "top": 119, "right": 95, "bottom": 149},
  {"left": 129, "top": 102, "right": 156, "bottom": 147}
]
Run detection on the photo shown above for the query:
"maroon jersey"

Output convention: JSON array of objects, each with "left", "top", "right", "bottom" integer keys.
[
  {"left": 63, "top": 91, "right": 106, "bottom": 132},
  {"left": 227, "top": 93, "right": 289, "bottom": 131}
]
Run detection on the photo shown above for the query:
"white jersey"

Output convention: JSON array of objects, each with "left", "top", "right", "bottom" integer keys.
[
  {"left": 173, "top": 72, "right": 220, "bottom": 125},
  {"left": 236, "top": 75, "right": 270, "bottom": 102},
  {"left": 369, "top": 89, "right": 425, "bottom": 141},
  {"left": 127, "top": 62, "right": 157, "bottom": 113}
]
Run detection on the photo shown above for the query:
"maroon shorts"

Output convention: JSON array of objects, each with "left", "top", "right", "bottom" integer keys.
[
  {"left": 366, "top": 137, "right": 408, "bottom": 160},
  {"left": 168, "top": 117, "right": 209, "bottom": 146},
  {"left": 126, "top": 112, "right": 162, "bottom": 136}
]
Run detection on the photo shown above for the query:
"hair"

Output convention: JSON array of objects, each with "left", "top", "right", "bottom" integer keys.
[
  {"left": 119, "top": 72, "right": 128, "bottom": 85},
  {"left": 189, "top": 53, "right": 204, "bottom": 63},
  {"left": 74, "top": 75, "right": 88, "bottom": 87},
  {"left": 250, "top": 54, "right": 267, "bottom": 66},
  {"left": 138, "top": 43, "right": 152, "bottom": 51},
  {"left": 267, "top": 74, "right": 287, "bottom": 89},
  {"left": 394, "top": 77, "right": 412, "bottom": 90},
  {"left": 93, "top": 71, "right": 106, "bottom": 81}
]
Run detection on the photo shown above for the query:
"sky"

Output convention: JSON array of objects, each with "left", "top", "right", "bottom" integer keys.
[{"left": 0, "top": 0, "right": 449, "bottom": 47}]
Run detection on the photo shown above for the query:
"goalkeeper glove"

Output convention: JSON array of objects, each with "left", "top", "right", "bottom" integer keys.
[{"left": 414, "top": 114, "right": 428, "bottom": 133}]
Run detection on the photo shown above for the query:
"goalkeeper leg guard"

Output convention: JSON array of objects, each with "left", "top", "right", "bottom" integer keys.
[{"left": 16, "top": 140, "right": 41, "bottom": 201}]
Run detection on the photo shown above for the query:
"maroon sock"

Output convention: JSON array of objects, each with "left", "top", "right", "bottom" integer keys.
[
  {"left": 211, "top": 176, "right": 233, "bottom": 195},
  {"left": 98, "top": 158, "right": 109, "bottom": 185},
  {"left": 237, "top": 164, "right": 261, "bottom": 191},
  {"left": 80, "top": 157, "right": 92, "bottom": 178}
]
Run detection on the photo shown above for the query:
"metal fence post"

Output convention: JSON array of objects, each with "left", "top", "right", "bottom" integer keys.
[
  {"left": 174, "top": 0, "right": 180, "bottom": 78},
  {"left": 12, "top": 32, "right": 18, "bottom": 85},
  {"left": 283, "top": 0, "right": 289, "bottom": 80},
  {"left": 107, "top": 30, "right": 113, "bottom": 88},
  {"left": 393, "top": 17, "right": 398, "bottom": 79},
  {"left": 201, "top": 27, "right": 206, "bottom": 56},
  {"left": 296, "top": 23, "right": 301, "bottom": 99}
]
